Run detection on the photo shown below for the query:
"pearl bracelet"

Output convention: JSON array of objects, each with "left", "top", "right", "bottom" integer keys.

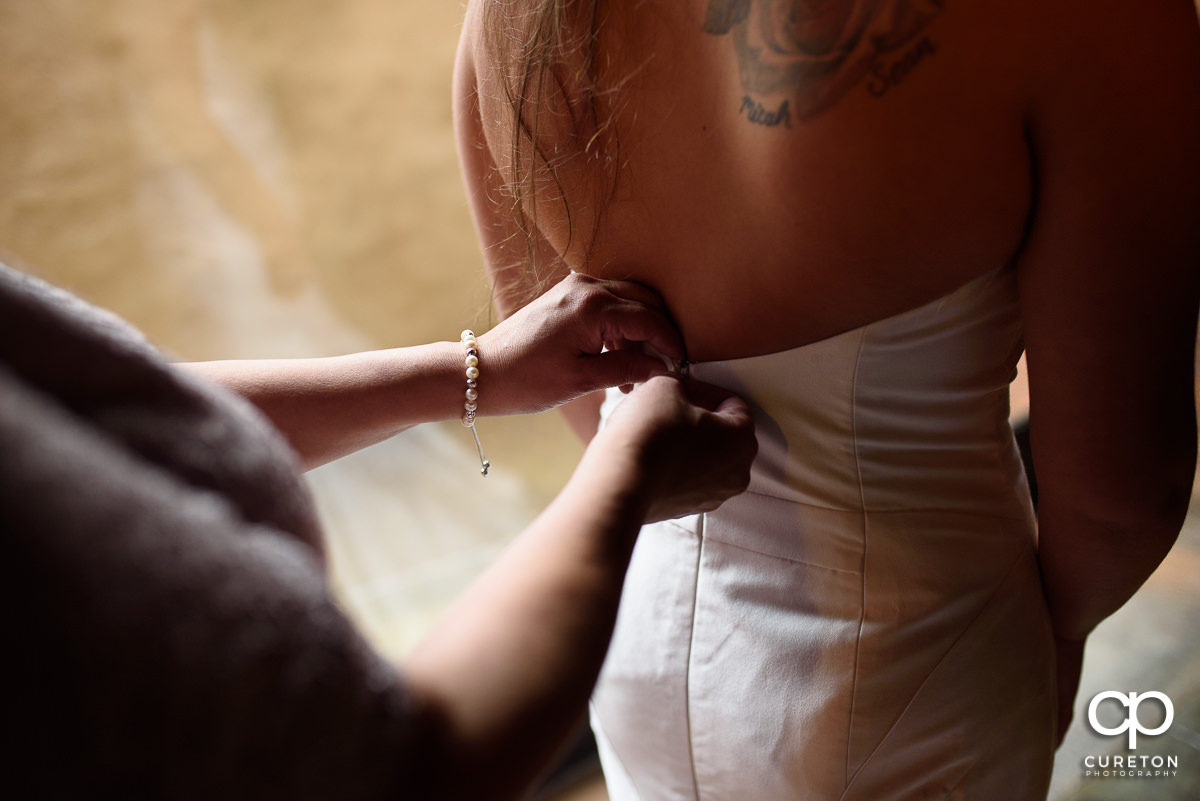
[{"left": 460, "top": 329, "right": 490, "bottom": 476}]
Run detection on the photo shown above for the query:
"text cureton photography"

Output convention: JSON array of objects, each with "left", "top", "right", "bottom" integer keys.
[{"left": 1082, "top": 690, "right": 1182, "bottom": 780}]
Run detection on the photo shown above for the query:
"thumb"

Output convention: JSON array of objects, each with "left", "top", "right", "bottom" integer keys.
[
  {"left": 584, "top": 349, "right": 673, "bottom": 392},
  {"left": 682, "top": 378, "right": 752, "bottom": 417},
  {"left": 712, "top": 392, "right": 753, "bottom": 425}
]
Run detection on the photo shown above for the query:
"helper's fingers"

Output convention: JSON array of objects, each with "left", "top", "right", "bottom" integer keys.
[
  {"left": 680, "top": 378, "right": 751, "bottom": 418},
  {"left": 593, "top": 276, "right": 670, "bottom": 311},
  {"left": 712, "top": 391, "right": 753, "bottom": 423},
  {"left": 586, "top": 350, "right": 674, "bottom": 393},
  {"left": 599, "top": 301, "right": 686, "bottom": 363}
]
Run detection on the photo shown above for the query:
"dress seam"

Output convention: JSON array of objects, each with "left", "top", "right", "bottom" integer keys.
[
  {"left": 700, "top": 535, "right": 863, "bottom": 574},
  {"left": 683, "top": 513, "right": 705, "bottom": 801},
  {"left": 845, "top": 329, "right": 870, "bottom": 789}
]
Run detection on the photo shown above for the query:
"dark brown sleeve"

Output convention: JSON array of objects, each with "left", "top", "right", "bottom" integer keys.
[{"left": 1, "top": 367, "right": 428, "bottom": 801}]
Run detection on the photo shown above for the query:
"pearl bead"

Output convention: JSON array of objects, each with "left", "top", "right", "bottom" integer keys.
[
  {"left": 460, "top": 329, "right": 475, "bottom": 341},
  {"left": 465, "top": 354, "right": 479, "bottom": 368},
  {"left": 466, "top": 366, "right": 480, "bottom": 380},
  {"left": 466, "top": 388, "right": 478, "bottom": 401}
]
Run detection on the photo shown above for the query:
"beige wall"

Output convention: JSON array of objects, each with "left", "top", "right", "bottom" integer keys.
[{"left": 0, "top": 0, "right": 483, "bottom": 354}]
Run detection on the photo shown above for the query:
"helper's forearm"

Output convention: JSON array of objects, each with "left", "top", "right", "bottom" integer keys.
[
  {"left": 401, "top": 446, "right": 646, "bottom": 801},
  {"left": 181, "top": 344, "right": 463, "bottom": 469}
]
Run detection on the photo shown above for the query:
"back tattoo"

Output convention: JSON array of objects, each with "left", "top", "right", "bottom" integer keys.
[{"left": 702, "top": 0, "right": 945, "bottom": 126}]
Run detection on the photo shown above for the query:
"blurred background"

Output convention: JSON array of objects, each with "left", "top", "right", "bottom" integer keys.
[{"left": 0, "top": 2, "right": 1194, "bottom": 799}]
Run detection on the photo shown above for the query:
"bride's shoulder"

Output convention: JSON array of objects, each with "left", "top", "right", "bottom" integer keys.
[{"left": 1001, "top": 0, "right": 1200, "bottom": 91}]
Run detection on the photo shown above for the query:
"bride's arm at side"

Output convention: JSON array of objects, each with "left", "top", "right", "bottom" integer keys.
[{"left": 1016, "top": 0, "right": 1200, "bottom": 737}]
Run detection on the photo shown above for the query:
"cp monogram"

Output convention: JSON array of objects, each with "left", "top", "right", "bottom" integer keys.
[{"left": 1087, "top": 691, "right": 1174, "bottom": 749}]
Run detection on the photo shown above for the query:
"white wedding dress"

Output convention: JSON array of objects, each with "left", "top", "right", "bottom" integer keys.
[{"left": 591, "top": 266, "right": 1056, "bottom": 800}]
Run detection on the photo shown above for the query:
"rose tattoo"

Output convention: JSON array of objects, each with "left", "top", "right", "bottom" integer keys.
[{"left": 704, "top": 0, "right": 946, "bottom": 122}]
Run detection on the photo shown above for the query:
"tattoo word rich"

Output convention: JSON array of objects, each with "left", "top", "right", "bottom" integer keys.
[
  {"left": 703, "top": 0, "right": 946, "bottom": 124},
  {"left": 740, "top": 95, "right": 793, "bottom": 127}
]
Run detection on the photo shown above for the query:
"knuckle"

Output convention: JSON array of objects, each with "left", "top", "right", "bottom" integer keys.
[
  {"left": 564, "top": 286, "right": 600, "bottom": 318},
  {"left": 578, "top": 294, "right": 603, "bottom": 317}
]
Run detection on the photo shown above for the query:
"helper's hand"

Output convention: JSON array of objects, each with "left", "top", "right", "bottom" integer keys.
[
  {"left": 584, "top": 375, "right": 757, "bottom": 523},
  {"left": 477, "top": 273, "right": 684, "bottom": 416}
]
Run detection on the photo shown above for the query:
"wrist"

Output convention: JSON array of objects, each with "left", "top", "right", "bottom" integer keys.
[
  {"left": 469, "top": 328, "right": 521, "bottom": 418},
  {"left": 571, "top": 431, "right": 655, "bottom": 526}
]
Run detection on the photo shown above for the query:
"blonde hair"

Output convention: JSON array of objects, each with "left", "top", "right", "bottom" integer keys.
[{"left": 481, "top": 0, "right": 621, "bottom": 301}]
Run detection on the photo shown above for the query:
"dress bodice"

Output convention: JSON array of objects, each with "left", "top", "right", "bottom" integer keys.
[
  {"left": 590, "top": 265, "right": 1054, "bottom": 801},
  {"left": 686, "top": 266, "right": 1031, "bottom": 522}
]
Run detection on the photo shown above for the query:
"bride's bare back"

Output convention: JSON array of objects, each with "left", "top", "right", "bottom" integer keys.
[{"left": 458, "top": 0, "right": 1198, "bottom": 361}]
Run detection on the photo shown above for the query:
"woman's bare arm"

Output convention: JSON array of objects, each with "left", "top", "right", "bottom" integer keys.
[
  {"left": 182, "top": 344, "right": 462, "bottom": 470},
  {"left": 182, "top": 274, "right": 683, "bottom": 468},
  {"left": 1017, "top": 0, "right": 1200, "bottom": 737},
  {"left": 403, "top": 376, "right": 755, "bottom": 800}
]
